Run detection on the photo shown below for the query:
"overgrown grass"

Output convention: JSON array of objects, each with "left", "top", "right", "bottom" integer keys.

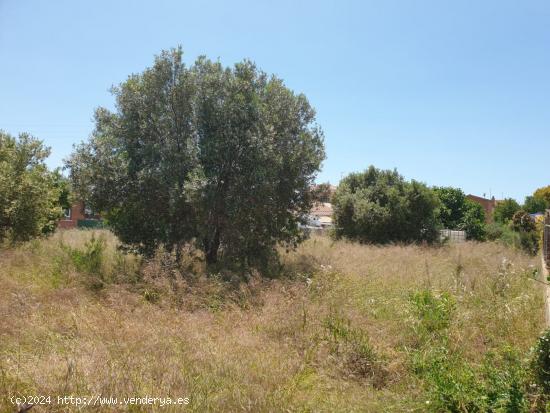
[{"left": 0, "top": 231, "right": 545, "bottom": 411}]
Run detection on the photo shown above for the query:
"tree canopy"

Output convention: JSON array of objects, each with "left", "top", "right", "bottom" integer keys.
[
  {"left": 332, "top": 166, "right": 440, "bottom": 244},
  {"left": 460, "top": 200, "right": 486, "bottom": 241},
  {"left": 0, "top": 131, "right": 62, "bottom": 243},
  {"left": 534, "top": 186, "right": 550, "bottom": 206},
  {"left": 66, "top": 48, "right": 325, "bottom": 268},
  {"left": 432, "top": 187, "right": 486, "bottom": 240},
  {"left": 312, "top": 182, "right": 333, "bottom": 203},
  {"left": 524, "top": 194, "right": 548, "bottom": 214},
  {"left": 433, "top": 186, "right": 467, "bottom": 229},
  {"left": 493, "top": 198, "right": 521, "bottom": 224}
]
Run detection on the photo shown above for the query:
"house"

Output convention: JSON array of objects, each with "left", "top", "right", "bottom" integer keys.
[
  {"left": 466, "top": 194, "right": 498, "bottom": 223},
  {"left": 58, "top": 201, "right": 102, "bottom": 229},
  {"left": 310, "top": 202, "right": 333, "bottom": 228},
  {"left": 530, "top": 212, "right": 545, "bottom": 224}
]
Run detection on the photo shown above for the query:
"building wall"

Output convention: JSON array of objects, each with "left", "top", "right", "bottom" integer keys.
[
  {"left": 466, "top": 195, "right": 497, "bottom": 223},
  {"left": 58, "top": 201, "right": 86, "bottom": 229}
]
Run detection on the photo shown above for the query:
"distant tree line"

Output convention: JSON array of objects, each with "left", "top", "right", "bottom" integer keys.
[
  {"left": 332, "top": 166, "right": 547, "bottom": 254},
  {"left": 3, "top": 47, "right": 549, "bottom": 263}
]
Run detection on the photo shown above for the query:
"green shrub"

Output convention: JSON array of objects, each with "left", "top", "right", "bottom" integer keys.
[
  {"left": 486, "top": 221, "right": 538, "bottom": 256},
  {"left": 486, "top": 222, "right": 506, "bottom": 241},
  {"left": 518, "top": 231, "right": 539, "bottom": 256},
  {"left": 511, "top": 210, "right": 536, "bottom": 233},
  {"left": 532, "top": 329, "right": 550, "bottom": 396},
  {"left": 461, "top": 200, "right": 486, "bottom": 241},
  {"left": 494, "top": 198, "right": 521, "bottom": 224},
  {"left": 419, "top": 348, "right": 528, "bottom": 412},
  {"left": 67, "top": 234, "right": 105, "bottom": 275},
  {"left": 0, "top": 131, "right": 63, "bottom": 243},
  {"left": 332, "top": 166, "right": 441, "bottom": 244},
  {"left": 410, "top": 290, "right": 455, "bottom": 335}
]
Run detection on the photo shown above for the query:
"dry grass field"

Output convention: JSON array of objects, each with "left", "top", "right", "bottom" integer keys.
[{"left": 0, "top": 230, "right": 545, "bottom": 412}]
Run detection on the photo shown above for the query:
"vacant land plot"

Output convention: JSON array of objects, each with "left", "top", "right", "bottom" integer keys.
[{"left": 0, "top": 231, "right": 544, "bottom": 412}]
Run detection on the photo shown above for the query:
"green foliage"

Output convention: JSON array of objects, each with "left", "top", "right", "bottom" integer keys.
[
  {"left": 63, "top": 234, "right": 107, "bottom": 290},
  {"left": 485, "top": 219, "right": 538, "bottom": 256},
  {"left": 485, "top": 222, "right": 507, "bottom": 241},
  {"left": 410, "top": 290, "right": 455, "bottom": 335},
  {"left": 66, "top": 48, "right": 325, "bottom": 269},
  {"left": 65, "top": 234, "right": 106, "bottom": 275},
  {"left": 505, "top": 210, "right": 539, "bottom": 256},
  {"left": 433, "top": 186, "right": 467, "bottom": 230},
  {"left": 432, "top": 187, "right": 486, "bottom": 240},
  {"left": 523, "top": 195, "right": 548, "bottom": 214},
  {"left": 0, "top": 131, "right": 62, "bottom": 243},
  {"left": 534, "top": 186, "right": 550, "bottom": 206},
  {"left": 460, "top": 200, "right": 486, "bottom": 241},
  {"left": 416, "top": 347, "right": 528, "bottom": 412},
  {"left": 532, "top": 329, "right": 550, "bottom": 397},
  {"left": 494, "top": 198, "right": 521, "bottom": 224},
  {"left": 409, "top": 291, "right": 531, "bottom": 412},
  {"left": 312, "top": 182, "right": 333, "bottom": 203},
  {"left": 511, "top": 210, "right": 536, "bottom": 233},
  {"left": 517, "top": 231, "right": 539, "bottom": 256},
  {"left": 332, "top": 166, "right": 441, "bottom": 244},
  {"left": 77, "top": 219, "right": 105, "bottom": 229}
]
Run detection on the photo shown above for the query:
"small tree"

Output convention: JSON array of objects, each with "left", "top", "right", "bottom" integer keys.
[
  {"left": 493, "top": 198, "right": 521, "bottom": 224},
  {"left": 332, "top": 166, "right": 440, "bottom": 244},
  {"left": 523, "top": 195, "right": 548, "bottom": 214},
  {"left": 534, "top": 186, "right": 550, "bottom": 206},
  {"left": 433, "top": 186, "right": 467, "bottom": 229},
  {"left": 511, "top": 210, "right": 536, "bottom": 233},
  {"left": 460, "top": 200, "right": 486, "bottom": 241},
  {"left": 433, "top": 187, "right": 486, "bottom": 240},
  {"left": 509, "top": 210, "right": 539, "bottom": 255},
  {"left": 0, "top": 131, "right": 62, "bottom": 243}
]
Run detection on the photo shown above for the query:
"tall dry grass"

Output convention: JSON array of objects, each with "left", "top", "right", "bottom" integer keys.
[{"left": 0, "top": 231, "right": 544, "bottom": 412}]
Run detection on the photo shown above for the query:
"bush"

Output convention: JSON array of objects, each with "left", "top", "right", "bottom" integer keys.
[
  {"left": 532, "top": 329, "right": 550, "bottom": 398},
  {"left": 433, "top": 187, "right": 487, "bottom": 240},
  {"left": 63, "top": 234, "right": 107, "bottom": 289},
  {"left": 511, "top": 210, "right": 536, "bottom": 233},
  {"left": 332, "top": 166, "right": 441, "bottom": 244},
  {"left": 460, "top": 200, "right": 486, "bottom": 241},
  {"left": 410, "top": 290, "right": 455, "bottom": 334},
  {"left": 494, "top": 198, "right": 521, "bottom": 224},
  {"left": 524, "top": 195, "right": 548, "bottom": 214},
  {"left": 0, "top": 131, "right": 62, "bottom": 244},
  {"left": 409, "top": 290, "right": 530, "bottom": 412},
  {"left": 486, "top": 222, "right": 506, "bottom": 241}
]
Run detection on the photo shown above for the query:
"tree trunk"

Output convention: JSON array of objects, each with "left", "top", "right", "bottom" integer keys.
[{"left": 204, "top": 228, "right": 220, "bottom": 265}]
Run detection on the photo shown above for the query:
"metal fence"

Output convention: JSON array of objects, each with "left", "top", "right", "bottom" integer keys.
[
  {"left": 544, "top": 210, "right": 550, "bottom": 268},
  {"left": 440, "top": 229, "right": 466, "bottom": 243}
]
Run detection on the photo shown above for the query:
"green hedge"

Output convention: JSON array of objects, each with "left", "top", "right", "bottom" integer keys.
[{"left": 77, "top": 219, "right": 105, "bottom": 229}]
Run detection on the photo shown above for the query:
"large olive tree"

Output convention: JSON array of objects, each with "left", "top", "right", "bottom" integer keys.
[{"left": 67, "top": 48, "right": 325, "bottom": 268}]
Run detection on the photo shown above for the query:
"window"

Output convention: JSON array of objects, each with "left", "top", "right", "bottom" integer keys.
[{"left": 63, "top": 208, "right": 71, "bottom": 219}]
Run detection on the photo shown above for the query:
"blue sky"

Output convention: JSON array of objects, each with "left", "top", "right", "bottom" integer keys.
[{"left": 1, "top": 0, "right": 549, "bottom": 202}]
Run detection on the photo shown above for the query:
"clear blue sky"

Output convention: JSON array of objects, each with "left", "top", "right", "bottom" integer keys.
[{"left": 1, "top": 0, "right": 549, "bottom": 202}]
